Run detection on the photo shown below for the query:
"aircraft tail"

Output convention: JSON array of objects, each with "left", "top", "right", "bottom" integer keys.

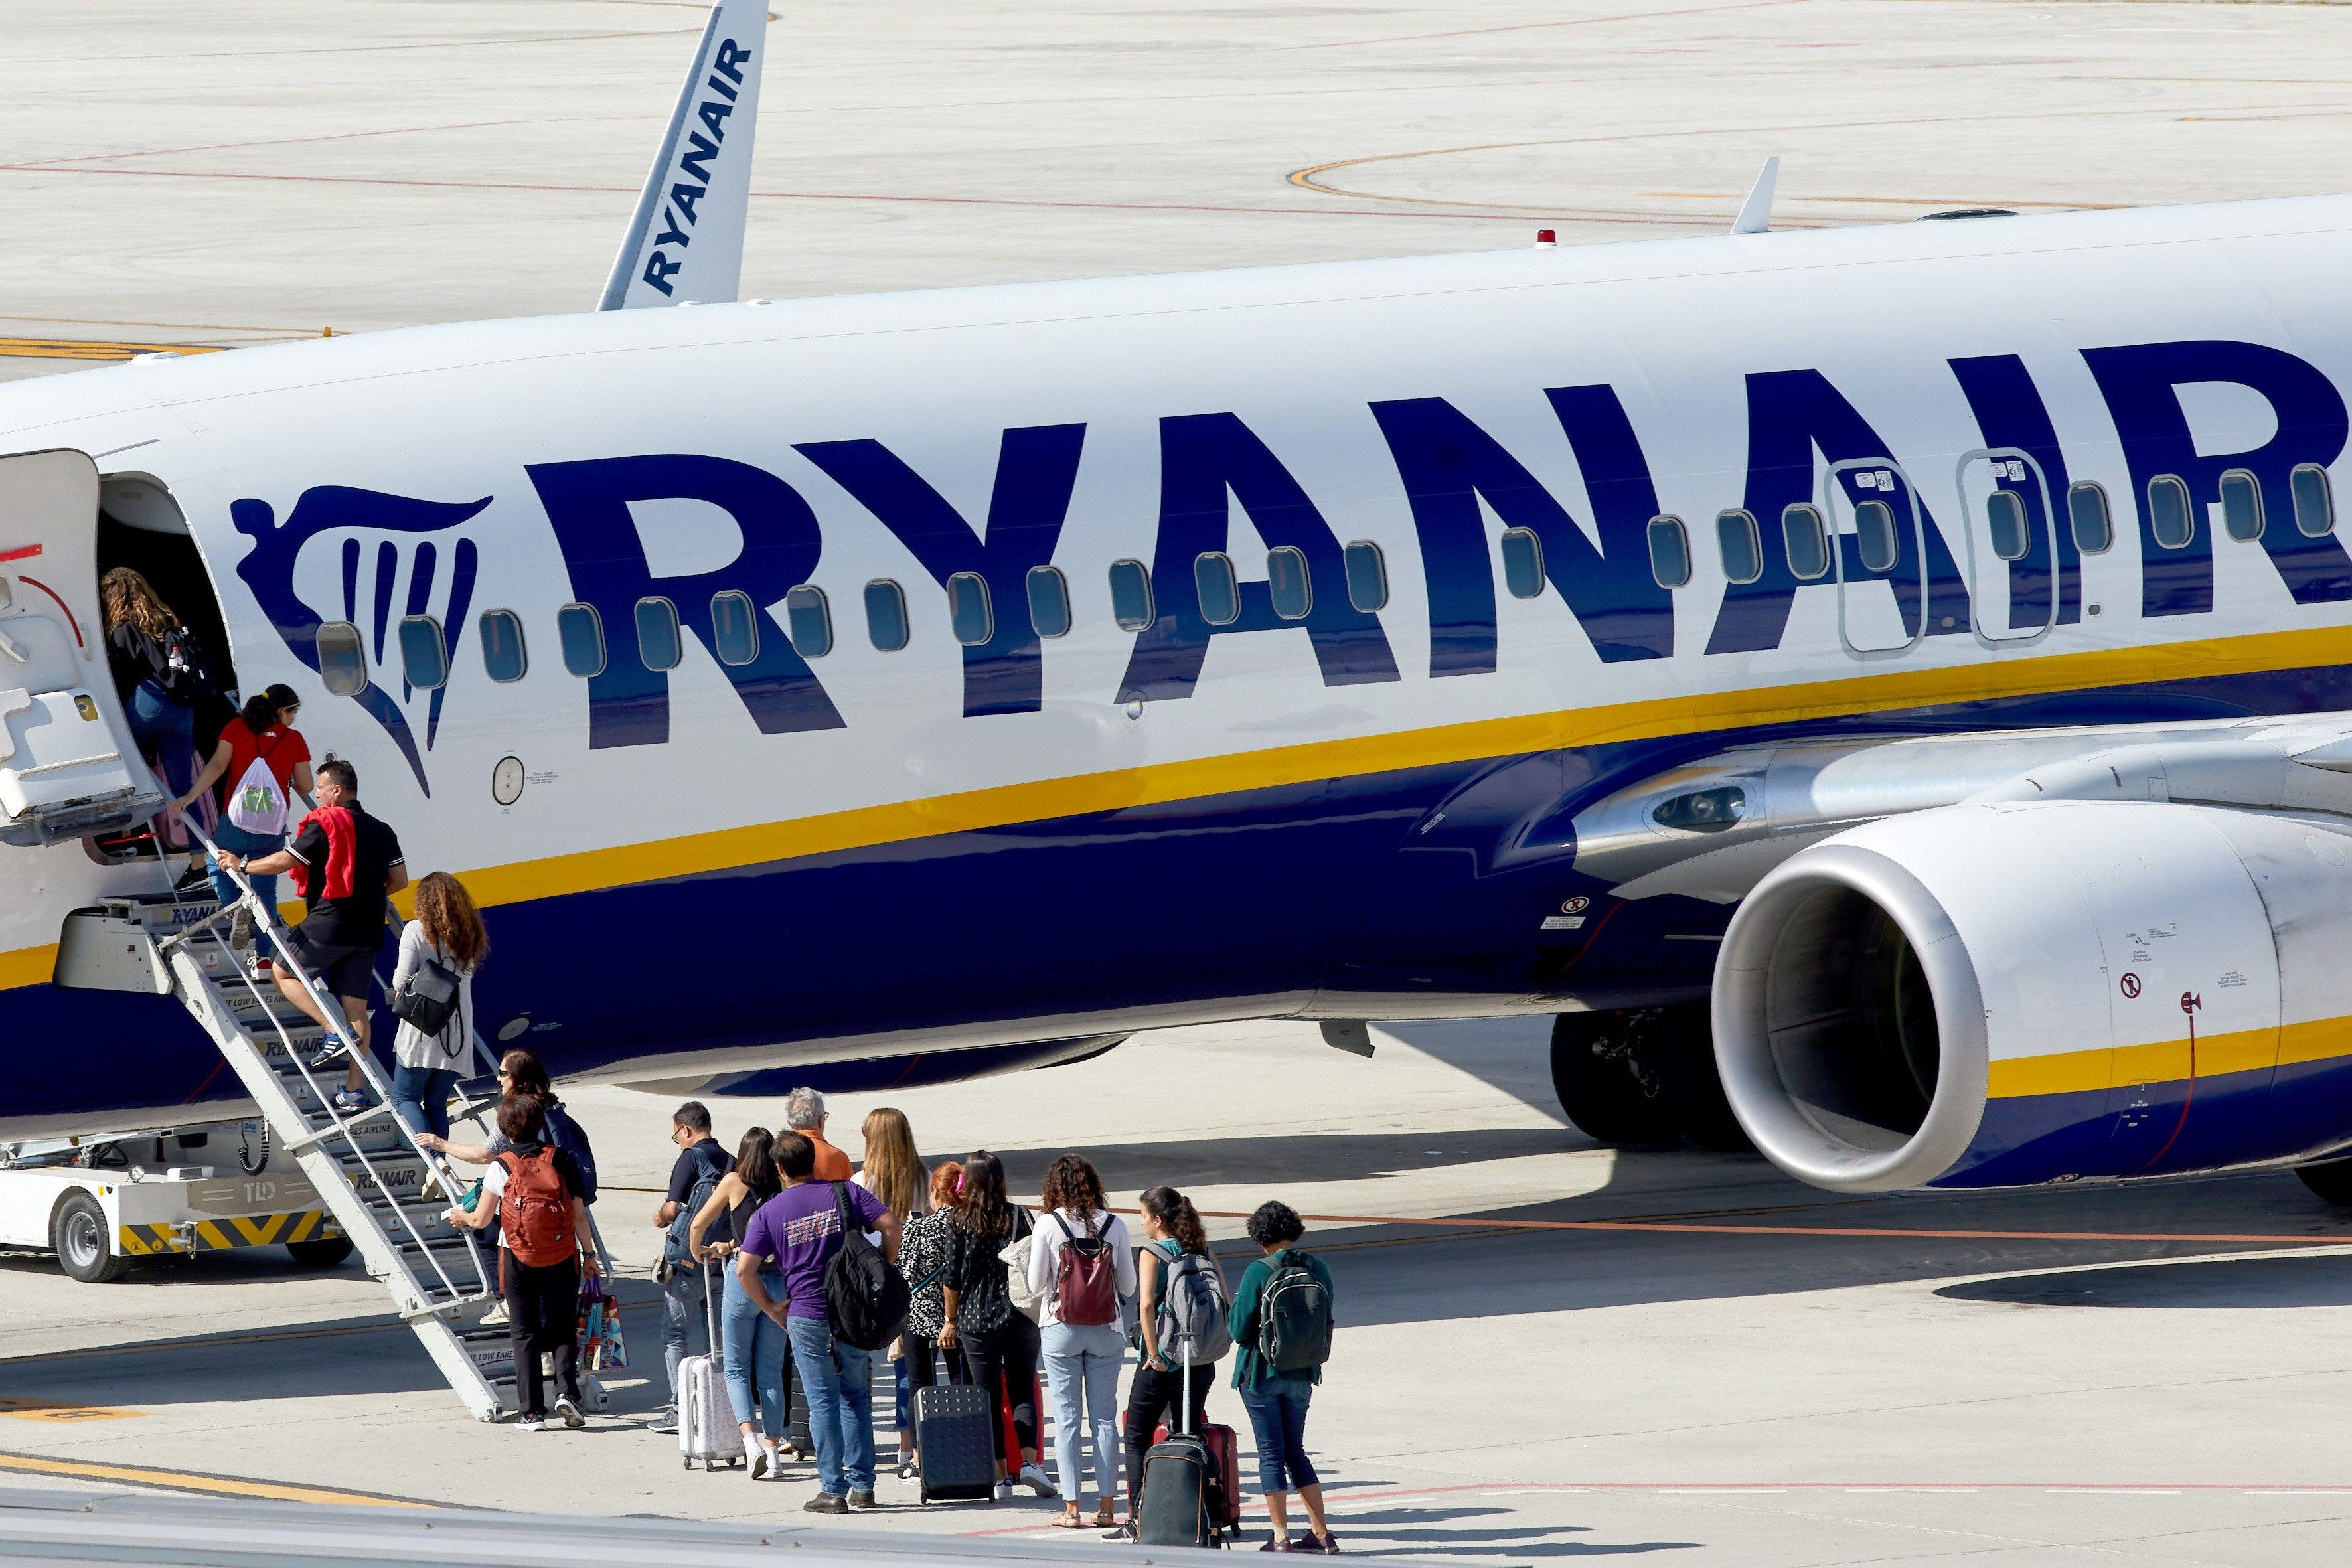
[{"left": 598, "top": 0, "right": 769, "bottom": 310}]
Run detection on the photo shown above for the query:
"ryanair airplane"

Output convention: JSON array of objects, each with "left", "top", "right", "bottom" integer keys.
[{"left": 6, "top": 0, "right": 2352, "bottom": 1208}]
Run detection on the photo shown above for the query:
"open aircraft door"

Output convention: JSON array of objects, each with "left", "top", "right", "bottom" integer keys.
[
  {"left": 0, "top": 450, "right": 162, "bottom": 846},
  {"left": 1954, "top": 448, "right": 2059, "bottom": 647}
]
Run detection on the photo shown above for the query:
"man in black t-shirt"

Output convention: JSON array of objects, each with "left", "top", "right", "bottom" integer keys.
[
  {"left": 649, "top": 1099, "right": 731, "bottom": 1433},
  {"left": 220, "top": 758, "right": 408, "bottom": 1115}
]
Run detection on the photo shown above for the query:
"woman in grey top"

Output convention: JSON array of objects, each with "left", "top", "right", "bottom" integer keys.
[{"left": 388, "top": 870, "right": 483, "bottom": 1142}]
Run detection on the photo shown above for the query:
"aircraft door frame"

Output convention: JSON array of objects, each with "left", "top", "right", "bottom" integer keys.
[
  {"left": 1954, "top": 447, "right": 2059, "bottom": 648},
  {"left": 1823, "top": 456, "right": 1928, "bottom": 661}
]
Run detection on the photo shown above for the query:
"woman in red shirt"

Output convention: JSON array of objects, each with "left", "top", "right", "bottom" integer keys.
[{"left": 175, "top": 683, "right": 312, "bottom": 971}]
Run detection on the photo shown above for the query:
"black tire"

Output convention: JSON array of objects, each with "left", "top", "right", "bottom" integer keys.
[
  {"left": 1550, "top": 1011, "right": 1678, "bottom": 1144},
  {"left": 52, "top": 1192, "right": 125, "bottom": 1283},
  {"left": 286, "top": 1236, "right": 356, "bottom": 1269},
  {"left": 1658, "top": 1004, "right": 1755, "bottom": 1154},
  {"left": 2296, "top": 1158, "right": 2352, "bottom": 1206}
]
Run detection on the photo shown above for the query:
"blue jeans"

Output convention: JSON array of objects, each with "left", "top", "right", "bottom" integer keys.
[
  {"left": 787, "top": 1314, "right": 874, "bottom": 1497},
  {"left": 127, "top": 682, "right": 195, "bottom": 842},
  {"left": 662, "top": 1263, "right": 712, "bottom": 1409},
  {"left": 721, "top": 1265, "right": 788, "bottom": 1437},
  {"left": 390, "top": 1063, "right": 457, "bottom": 1140},
  {"left": 1238, "top": 1376, "right": 1318, "bottom": 1493},
  {"left": 1041, "top": 1320, "right": 1125, "bottom": 1504},
  {"left": 208, "top": 823, "right": 283, "bottom": 957}
]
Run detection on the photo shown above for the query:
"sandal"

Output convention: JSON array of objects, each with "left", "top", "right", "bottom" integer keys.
[
  {"left": 1052, "top": 1513, "right": 1087, "bottom": 1529},
  {"left": 1093, "top": 1509, "right": 1117, "bottom": 1529}
]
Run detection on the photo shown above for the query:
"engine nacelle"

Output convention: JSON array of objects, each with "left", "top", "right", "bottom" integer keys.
[{"left": 1713, "top": 800, "right": 2352, "bottom": 1192}]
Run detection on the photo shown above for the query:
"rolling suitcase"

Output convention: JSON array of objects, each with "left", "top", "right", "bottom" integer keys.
[
  {"left": 1137, "top": 1339, "right": 1231, "bottom": 1547},
  {"left": 678, "top": 1261, "right": 739, "bottom": 1470},
  {"left": 1154, "top": 1415, "right": 1240, "bottom": 1536},
  {"left": 913, "top": 1382, "right": 998, "bottom": 1504}
]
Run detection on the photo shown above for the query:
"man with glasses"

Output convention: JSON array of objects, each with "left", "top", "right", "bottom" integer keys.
[{"left": 651, "top": 1101, "right": 730, "bottom": 1435}]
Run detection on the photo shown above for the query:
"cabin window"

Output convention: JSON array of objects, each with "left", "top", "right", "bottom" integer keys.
[
  {"left": 1716, "top": 509, "right": 1763, "bottom": 585},
  {"left": 2219, "top": 469, "right": 2264, "bottom": 542},
  {"left": 397, "top": 614, "right": 449, "bottom": 690},
  {"left": 1343, "top": 540, "right": 1389, "bottom": 612},
  {"left": 478, "top": 610, "right": 528, "bottom": 682},
  {"left": 1267, "top": 546, "right": 1312, "bottom": 620},
  {"left": 635, "top": 597, "right": 683, "bottom": 671},
  {"left": 1500, "top": 528, "right": 1545, "bottom": 599},
  {"left": 1781, "top": 503, "right": 1830, "bottom": 581},
  {"left": 1983, "top": 491, "right": 2029, "bottom": 562},
  {"left": 2292, "top": 463, "right": 2336, "bottom": 539},
  {"left": 1195, "top": 552, "right": 1241, "bottom": 626},
  {"left": 1027, "top": 565, "right": 1073, "bottom": 638},
  {"left": 2148, "top": 474, "right": 2195, "bottom": 550},
  {"left": 1854, "top": 499, "right": 1901, "bottom": 572},
  {"left": 557, "top": 603, "right": 606, "bottom": 677},
  {"left": 864, "top": 580, "right": 910, "bottom": 651},
  {"left": 317, "top": 621, "right": 368, "bottom": 697},
  {"left": 785, "top": 585, "right": 832, "bottom": 658},
  {"left": 710, "top": 590, "right": 761, "bottom": 666},
  {"left": 2067, "top": 482, "right": 2112, "bottom": 553},
  {"left": 1109, "top": 559, "right": 1154, "bottom": 631},
  {"left": 948, "top": 571, "right": 993, "bottom": 646},
  {"left": 1646, "top": 516, "right": 1691, "bottom": 589}
]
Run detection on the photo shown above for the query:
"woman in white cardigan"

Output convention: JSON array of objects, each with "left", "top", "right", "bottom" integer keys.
[
  {"left": 1028, "top": 1152, "right": 1137, "bottom": 1529},
  {"left": 388, "top": 871, "right": 483, "bottom": 1142}
]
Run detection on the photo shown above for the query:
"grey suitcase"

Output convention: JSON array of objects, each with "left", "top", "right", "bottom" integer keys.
[{"left": 913, "top": 1381, "right": 997, "bottom": 1504}]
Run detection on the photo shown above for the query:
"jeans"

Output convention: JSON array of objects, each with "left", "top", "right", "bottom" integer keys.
[
  {"left": 661, "top": 1262, "right": 712, "bottom": 1409},
  {"left": 1124, "top": 1355, "right": 1215, "bottom": 1512},
  {"left": 1237, "top": 1375, "right": 1318, "bottom": 1493},
  {"left": 206, "top": 821, "right": 282, "bottom": 958},
  {"left": 1041, "top": 1320, "right": 1125, "bottom": 1505},
  {"left": 127, "top": 681, "right": 195, "bottom": 844},
  {"left": 506, "top": 1254, "right": 581, "bottom": 1421},
  {"left": 390, "top": 1063, "right": 457, "bottom": 1140},
  {"left": 787, "top": 1314, "right": 875, "bottom": 1497},
  {"left": 720, "top": 1264, "right": 788, "bottom": 1437}
]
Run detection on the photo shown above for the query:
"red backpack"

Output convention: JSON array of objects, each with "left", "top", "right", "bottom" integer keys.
[
  {"left": 1052, "top": 1211, "right": 1119, "bottom": 1326},
  {"left": 497, "top": 1148, "right": 576, "bottom": 1267}
]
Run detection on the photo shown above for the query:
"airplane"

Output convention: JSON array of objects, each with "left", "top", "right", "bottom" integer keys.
[{"left": 6, "top": 0, "right": 2352, "bottom": 1215}]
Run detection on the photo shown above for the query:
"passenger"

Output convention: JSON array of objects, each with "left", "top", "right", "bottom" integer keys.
[
  {"left": 939, "top": 1150, "right": 1056, "bottom": 1498},
  {"left": 1228, "top": 1202, "right": 1337, "bottom": 1553},
  {"left": 785, "top": 1086, "right": 854, "bottom": 1180},
  {"left": 447, "top": 1091, "right": 598, "bottom": 1431},
  {"left": 387, "top": 872, "right": 485, "bottom": 1145},
  {"left": 650, "top": 1100, "right": 732, "bottom": 1437},
  {"left": 892, "top": 1162, "right": 969, "bottom": 1478},
  {"left": 173, "top": 683, "right": 309, "bottom": 972},
  {"left": 100, "top": 566, "right": 214, "bottom": 856},
  {"left": 850, "top": 1107, "right": 929, "bottom": 1479},
  {"left": 216, "top": 758, "right": 406, "bottom": 1117},
  {"left": 1121, "top": 1186, "right": 1223, "bottom": 1530},
  {"left": 692, "top": 1126, "right": 789, "bottom": 1478},
  {"left": 1028, "top": 1153, "right": 1137, "bottom": 1530},
  {"left": 415, "top": 1047, "right": 594, "bottom": 1327},
  {"left": 735, "top": 1131, "right": 902, "bottom": 1514}
]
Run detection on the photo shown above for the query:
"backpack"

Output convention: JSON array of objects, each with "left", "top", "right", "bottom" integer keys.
[
  {"left": 226, "top": 739, "right": 289, "bottom": 836},
  {"left": 158, "top": 625, "right": 214, "bottom": 707},
  {"left": 660, "top": 1143, "right": 724, "bottom": 1271},
  {"left": 390, "top": 951, "right": 461, "bottom": 1042},
  {"left": 1255, "top": 1249, "right": 1333, "bottom": 1375},
  {"left": 497, "top": 1148, "right": 576, "bottom": 1268},
  {"left": 1156, "top": 1249, "right": 1233, "bottom": 1366},
  {"left": 542, "top": 1100, "right": 599, "bottom": 1206},
  {"left": 824, "top": 1182, "right": 910, "bottom": 1350},
  {"left": 1050, "top": 1210, "right": 1119, "bottom": 1326}
]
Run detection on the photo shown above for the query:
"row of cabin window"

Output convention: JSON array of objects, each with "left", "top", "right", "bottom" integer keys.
[{"left": 318, "top": 544, "right": 1401, "bottom": 694}]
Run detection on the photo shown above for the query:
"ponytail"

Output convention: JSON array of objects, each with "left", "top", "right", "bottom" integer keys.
[
  {"left": 238, "top": 690, "right": 279, "bottom": 736},
  {"left": 1140, "top": 1185, "right": 1208, "bottom": 1256}
]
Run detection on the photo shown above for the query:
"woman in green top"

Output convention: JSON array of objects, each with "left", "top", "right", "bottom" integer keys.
[{"left": 1227, "top": 1201, "right": 1336, "bottom": 1553}]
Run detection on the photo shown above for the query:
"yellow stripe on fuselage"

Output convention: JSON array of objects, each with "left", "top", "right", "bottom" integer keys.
[{"left": 6, "top": 621, "right": 2352, "bottom": 992}]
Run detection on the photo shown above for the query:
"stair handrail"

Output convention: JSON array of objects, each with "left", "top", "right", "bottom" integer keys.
[{"left": 157, "top": 819, "right": 492, "bottom": 1312}]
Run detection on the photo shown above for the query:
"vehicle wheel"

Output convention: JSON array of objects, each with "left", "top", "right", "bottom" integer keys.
[
  {"left": 2296, "top": 1158, "right": 2352, "bottom": 1206},
  {"left": 52, "top": 1192, "right": 125, "bottom": 1283},
  {"left": 1658, "top": 1004, "right": 1755, "bottom": 1153},
  {"left": 1550, "top": 1010, "right": 1678, "bottom": 1144},
  {"left": 286, "top": 1237, "right": 356, "bottom": 1269}
]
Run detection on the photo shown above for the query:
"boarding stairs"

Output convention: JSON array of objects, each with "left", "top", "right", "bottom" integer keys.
[{"left": 73, "top": 835, "right": 605, "bottom": 1423}]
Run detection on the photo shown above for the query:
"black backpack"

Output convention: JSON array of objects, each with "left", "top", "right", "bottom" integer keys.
[
  {"left": 542, "top": 1099, "right": 599, "bottom": 1206},
  {"left": 1255, "top": 1249, "right": 1334, "bottom": 1375},
  {"left": 824, "top": 1181, "right": 909, "bottom": 1351},
  {"left": 158, "top": 625, "right": 216, "bottom": 706}
]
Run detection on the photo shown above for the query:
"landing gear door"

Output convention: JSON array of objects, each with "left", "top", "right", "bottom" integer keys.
[
  {"left": 1954, "top": 449, "right": 2057, "bottom": 646},
  {"left": 0, "top": 450, "right": 160, "bottom": 846}
]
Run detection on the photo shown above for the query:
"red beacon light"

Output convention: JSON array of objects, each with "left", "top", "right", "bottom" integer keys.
[{"left": 1534, "top": 229, "right": 1557, "bottom": 248}]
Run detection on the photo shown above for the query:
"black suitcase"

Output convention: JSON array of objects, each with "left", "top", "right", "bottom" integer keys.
[
  {"left": 1137, "top": 1346, "right": 1226, "bottom": 1547},
  {"left": 913, "top": 1382, "right": 997, "bottom": 1504}
]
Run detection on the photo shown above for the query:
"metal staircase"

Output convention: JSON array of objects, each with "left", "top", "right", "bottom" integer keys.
[{"left": 66, "top": 834, "right": 607, "bottom": 1423}]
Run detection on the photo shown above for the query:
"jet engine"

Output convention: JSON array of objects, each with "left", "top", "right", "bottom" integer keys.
[{"left": 1711, "top": 799, "right": 2352, "bottom": 1192}]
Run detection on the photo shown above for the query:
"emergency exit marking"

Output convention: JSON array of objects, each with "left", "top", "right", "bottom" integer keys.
[
  {"left": 2120, "top": 973, "right": 2142, "bottom": 998},
  {"left": 0, "top": 1397, "right": 139, "bottom": 1423}
]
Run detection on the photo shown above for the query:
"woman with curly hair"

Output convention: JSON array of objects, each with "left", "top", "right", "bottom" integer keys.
[
  {"left": 1026, "top": 1152, "right": 1137, "bottom": 1529},
  {"left": 388, "top": 871, "right": 488, "bottom": 1142}
]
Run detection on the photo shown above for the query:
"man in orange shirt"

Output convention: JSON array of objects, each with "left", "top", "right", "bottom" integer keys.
[{"left": 787, "top": 1086, "right": 853, "bottom": 1181}]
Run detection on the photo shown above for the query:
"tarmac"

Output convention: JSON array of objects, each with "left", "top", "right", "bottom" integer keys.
[{"left": 11, "top": 1, "right": 2352, "bottom": 1562}]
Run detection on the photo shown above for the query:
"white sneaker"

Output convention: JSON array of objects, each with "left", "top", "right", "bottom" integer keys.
[
  {"left": 514, "top": 1416, "right": 547, "bottom": 1432},
  {"left": 481, "top": 1300, "right": 510, "bottom": 1328},
  {"left": 555, "top": 1397, "right": 584, "bottom": 1429},
  {"left": 1019, "top": 1462, "right": 1055, "bottom": 1497},
  {"left": 747, "top": 1435, "right": 771, "bottom": 1478}
]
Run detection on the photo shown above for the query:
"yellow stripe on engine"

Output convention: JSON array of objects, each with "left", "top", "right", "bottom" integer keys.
[{"left": 1987, "top": 1017, "right": 2352, "bottom": 1099}]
